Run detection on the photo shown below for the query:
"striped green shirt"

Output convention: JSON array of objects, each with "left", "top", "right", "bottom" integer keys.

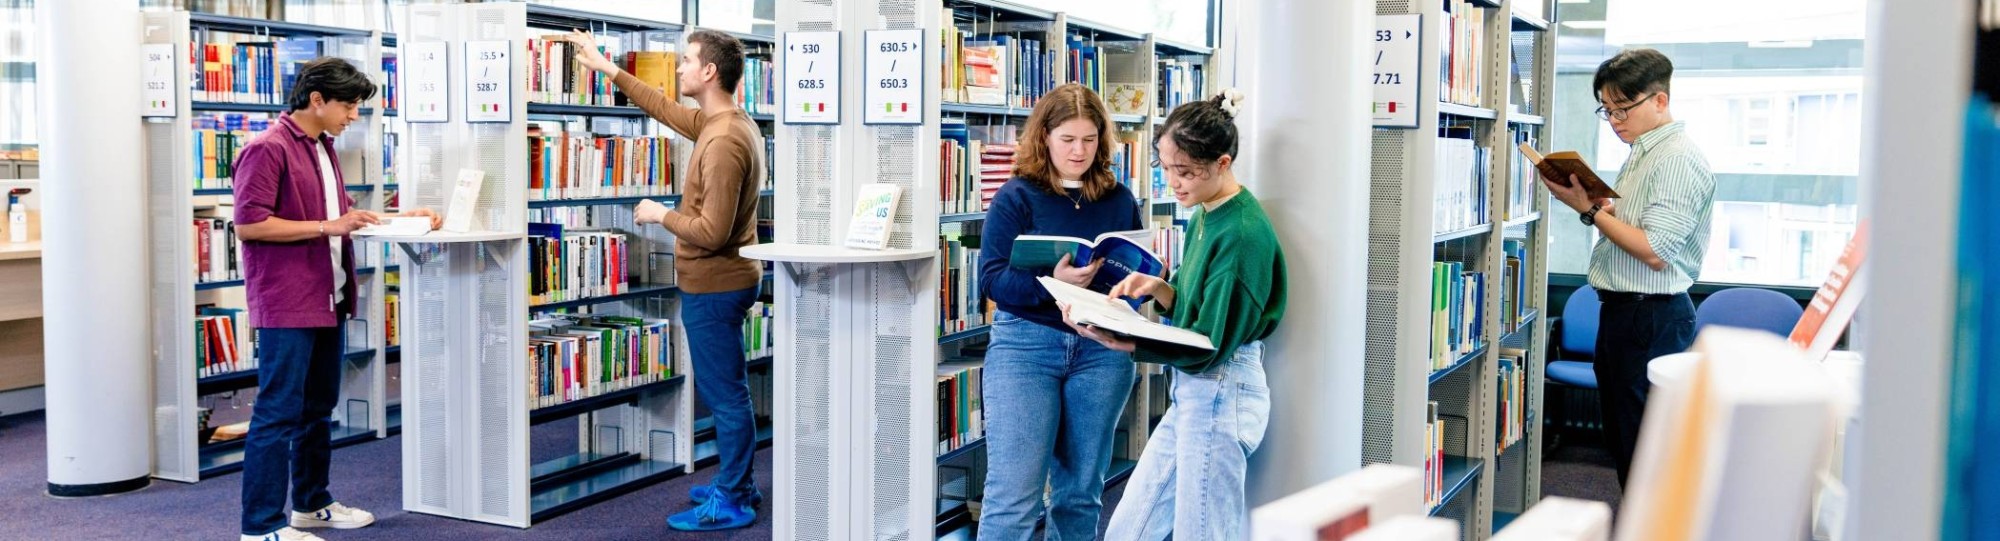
[{"left": 1586, "top": 121, "right": 1715, "bottom": 295}]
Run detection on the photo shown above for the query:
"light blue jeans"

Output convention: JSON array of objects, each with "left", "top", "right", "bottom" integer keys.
[
  {"left": 977, "top": 310, "right": 1137, "bottom": 541},
  {"left": 1103, "top": 341, "right": 1271, "bottom": 541}
]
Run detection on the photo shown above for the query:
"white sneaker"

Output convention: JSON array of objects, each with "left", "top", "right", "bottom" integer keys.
[
  {"left": 239, "top": 527, "right": 326, "bottom": 541},
  {"left": 289, "top": 502, "right": 376, "bottom": 530}
]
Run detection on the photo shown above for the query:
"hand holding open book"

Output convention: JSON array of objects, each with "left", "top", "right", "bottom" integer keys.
[
  {"left": 1517, "top": 142, "right": 1621, "bottom": 200},
  {"left": 1044, "top": 277, "right": 1214, "bottom": 352}
]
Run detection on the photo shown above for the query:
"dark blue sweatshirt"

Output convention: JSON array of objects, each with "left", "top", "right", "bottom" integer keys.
[{"left": 979, "top": 177, "right": 1145, "bottom": 333}]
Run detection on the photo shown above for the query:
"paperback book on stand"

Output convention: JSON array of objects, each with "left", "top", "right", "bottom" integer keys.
[
  {"left": 442, "top": 168, "right": 487, "bottom": 233},
  {"left": 1011, "top": 229, "right": 1161, "bottom": 293},
  {"left": 1518, "top": 143, "right": 1621, "bottom": 200},
  {"left": 1038, "top": 276, "right": 1213, "bottom": 351},
  {"left": 844, "top": 183, "right": 904, "bottom": 250}
]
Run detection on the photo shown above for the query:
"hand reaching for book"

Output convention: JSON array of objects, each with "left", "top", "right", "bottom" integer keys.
[
  {"left": 634, "top": 199, "right": 671, "bottom": 225},
  {"left": 323, "top": 209, "right": 382, "bottom": 237},
  {"left": 560, "top": 30, "right": 621, "bottom": 76},
  {"left": 1108, "top": 273, "right": 1174, "bottom": 311},
  {"left": 396, "top": 207, "right": 443, "bottom": 230},
  {"left": 1053, "top": 254, "right": 1103, "bottom": 288}
]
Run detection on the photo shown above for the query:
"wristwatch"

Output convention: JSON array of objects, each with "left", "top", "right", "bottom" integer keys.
[{"left": 1579, "top": 204, "right": 1602, "bottom": 226}]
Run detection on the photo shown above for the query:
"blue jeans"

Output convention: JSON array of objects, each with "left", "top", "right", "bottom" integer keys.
[
  {"left": 682, "top": 285, "right": 760, "bottom": 501},
  {"left": 241, "top": 327, "right": 342, "bottom": 536},
  {"left": 1104, "top": 341, "right": 1270, "bottom": 541},
  {"left": 977, "top": 311, "right": 1136, "bottom": 541}
]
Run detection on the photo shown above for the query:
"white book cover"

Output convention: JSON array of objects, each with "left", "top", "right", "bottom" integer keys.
[
  {"left": 1493, "top": 497, "right": 1612, "bottom": 541},
  {"left": 844, "top": 183, "right": 904, "bottom": 250},
  {"left": 1615, "top": 327, "right": 1836, "bottom": 541},
  {"left": 1348, "top": 516, "right": 1458, "bottom": 541},
  {"left": 352, "top": 217, "right": 435, "bottom": 238},
  {"left": 1038, "top": 277, "right": 1214, "bottom": 351},
  {"left": 1251, "top": 464, "right": 1424, "bottom": 541},
  {"left": 443, "top": 168, "right": 487, "bottom": 233}
]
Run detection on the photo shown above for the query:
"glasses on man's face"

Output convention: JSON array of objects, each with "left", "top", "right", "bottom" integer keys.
[{"left": 1595, "top": 92, "right": 1655, "bottom": 122}]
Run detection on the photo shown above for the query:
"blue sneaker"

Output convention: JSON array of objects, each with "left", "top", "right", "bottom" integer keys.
[
  {"left": 689, "top": 484, "right": 765, "bottom": 509},
  {"left": 668, "top": 491, "right": 758, "bottom": 531}
]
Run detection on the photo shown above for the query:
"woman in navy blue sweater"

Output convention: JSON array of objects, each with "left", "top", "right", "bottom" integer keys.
[{"left": 975, "top": 83, "right": 1144, "bottom": 541}]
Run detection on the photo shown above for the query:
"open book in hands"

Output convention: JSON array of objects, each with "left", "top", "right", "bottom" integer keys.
[
  {"left": 1518, "top": 142, "right": 1622, "bottom": 199},
  {"left": 1040, "top": 276, "right": 1214, "bottom": 351},
  {"left": 1012, "top": 229, "right": 1163, "bottom": 292},
  {"left": 351, "top": 217, "right": 436, "bottom": 237}
]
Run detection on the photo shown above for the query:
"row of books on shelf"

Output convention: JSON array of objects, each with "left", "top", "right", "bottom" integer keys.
[
  {"left": 939, "top": 12, "right": 1055, "bottom": 109},
  {"left": 743, "top": 301, "right": 773, "bottom": 360},
  {"left": 1157, "top": 58, "right": 1204, "bottom": 113},
  {"left": 186, "top": 34, "right": 324, "bottom": 105},
  {"left": 380, "top": 55, "right": 397, "bottom": 111},
  {"left": 195, "top": 215, "right": 244, "bottom": 284},
  {"left": 735, "top": 56, "right": 776, "bottom": 116},
  {"left": 526, "top": 128, "right": 677, "bottom": 201},
  {"left": 940, "top": 223, "right": 991, "bottom": 335},
  {"left": 193, "top": 114, "right": 270, "bottom": 191},
  {"left": 197, "top": 307, "right": 255, "bottom": 378},
  {"left": 524, "top": 36, "right": 675, "bottom": 107},
  {"left": 528, "top": 224, "right": 630, "bottom": 306},
  {"left": 1434, "top": 128, "right": 1489, "bottom": 234},
  {"left": 1431, "top": 260, "right": 1483, "bottom": 370},
  {"left": 1439, "top": 0, "right": 1488, "bottom": 107},
  {"left": 1507, "top": 132, "right": 1536, "bottom": 219},
  {"left": 1496, "top": 348, "right": 1528, "bottom": 452},
  {"left": 1151, "top": 218, "right": 1184, "bottom": 273},
  {"left": 1499, "top": 239, "right": 1531, "bottom": 333},
  {"left": 937, "top": 358, "right": 985, "bottom": 457},
  {"left": 939, "top": 120, "right": 1015, "bottom": 214},
  {"left": 1110, "top": 130, "right": 1144, "bottom": 196},
  {"left": 1422, "top": 402, "right": 1448, "bottom": 510},
  {"left": 1066, "top": 38, "right": 1128, "bottom": 106},
  {"left": 527, "top": 315, "right": 674, "bottom": 409}
]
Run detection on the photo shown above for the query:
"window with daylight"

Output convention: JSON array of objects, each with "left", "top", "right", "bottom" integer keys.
[{"left": 1546, "top": 0, "right": 1865, "bottom": 288}]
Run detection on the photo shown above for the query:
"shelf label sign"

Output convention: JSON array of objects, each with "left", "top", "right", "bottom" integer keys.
[
  {"left": 863, "top": 29, "right": 925, "bottom": 125},
  {"left": 403, "top": 41, "right": 449, "bottom": 123},
  {"left": 142, "top": 44, "right": 176, "bottom": 118},
  {"left": 783, "top": 31, "right": 842, "bottom": 125},
  {"left": 464, "top": 40, "right": 512, "bottom": 123},
  {"left": 1373, "top": 14, "right": 1422, "bottom": 128}
]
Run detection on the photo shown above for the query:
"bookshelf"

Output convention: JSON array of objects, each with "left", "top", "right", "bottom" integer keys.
[
  {"left": 383, "top": 3, "right": 783, "bottom": 527},
  {"left": 140, "top": 10, "right": 392, "bottom": 483},
  {"left": 755, "top": 0, "right": 1210, "bottom": 538},
  {"left": 1360, "top": 0, "right": 1555, "bottom": 538}
]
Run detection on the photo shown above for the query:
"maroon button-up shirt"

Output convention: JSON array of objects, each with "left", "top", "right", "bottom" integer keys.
[{"left": 232, "top": 113, "right": 358, "bottom": 329}]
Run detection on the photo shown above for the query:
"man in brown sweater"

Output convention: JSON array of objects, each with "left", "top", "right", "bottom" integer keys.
[{"left": 564, "top": 29, "right": 766, "bottom": 531}]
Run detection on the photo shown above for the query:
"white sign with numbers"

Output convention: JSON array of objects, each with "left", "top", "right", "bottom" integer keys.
[
  {"left": 783, "top": 31, "right": 842, "bottom": 125},
  {"left": 862, "top": 29, "right": 925, "bottom": 125},
  {"left": 464, "top": 40, "right": 512, "bottom": 123},
  {"left": 141, "top": 44, "right": 176, "bottom": 117},
  {"left": 1372, "top": 14, "right": 1422, "bottom": 128},
  {"left": 403, "top": 41, "right": 449, "bottom": 123}
]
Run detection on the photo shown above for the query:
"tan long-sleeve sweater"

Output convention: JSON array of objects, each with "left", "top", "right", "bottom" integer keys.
[{"left": 611, "top": 71, "right": 765, "bottom": 294}]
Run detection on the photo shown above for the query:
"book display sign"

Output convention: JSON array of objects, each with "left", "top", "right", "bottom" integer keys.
[
  {"left": 403, "top": 41, "right": 449, "bottom": 123},
  {"left": 142, "top": 44, "right": 176, "bottom": 117},
  {"left": 863, "top": 29, "right": 925, "bottom": 125},
  {"left": 1372, "top": 14, "right": 1422, "bottom": 128},
  {"left": 783, "top": 31, "right": 841, "bottom": 125},
  {"left": 464, "top": 40, "right": 512, "bottom": 123}
]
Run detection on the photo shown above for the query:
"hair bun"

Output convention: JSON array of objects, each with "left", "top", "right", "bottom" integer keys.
[{"left": 1214, "top": 88, "right": 1246, "bottom": 119}]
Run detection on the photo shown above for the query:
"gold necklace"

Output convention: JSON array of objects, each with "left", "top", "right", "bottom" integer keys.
[{"left": 1064, "top": 188, "right": 1082, "bottom": 210}]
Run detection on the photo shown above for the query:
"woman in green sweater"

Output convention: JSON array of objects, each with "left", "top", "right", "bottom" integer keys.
[{"left": 1064, "top": 89, "right": 1287, "bottom": 539}]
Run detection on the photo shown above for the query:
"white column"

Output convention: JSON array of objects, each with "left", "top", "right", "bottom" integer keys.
[
  {"left": 1229, "top": 0, "right": 1374, "bottom": 505},
  {"left": 37, "top": 0, "right": 152, "bottom": 495},
  {"left": 1851, "top": 0, "right": 1971, "bottom": 538}
]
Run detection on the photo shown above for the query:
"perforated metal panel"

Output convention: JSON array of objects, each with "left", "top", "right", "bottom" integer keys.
[
  {"left": 789, "top": 264, "right": 837, "bottom": 540},
  {"left": 407, "top": 245, "right": 451, "bottom": 511}
]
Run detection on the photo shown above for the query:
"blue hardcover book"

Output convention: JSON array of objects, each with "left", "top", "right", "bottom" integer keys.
[
  {"left": 1011, "top": 229, "right": 1163, "bottom": 297},
  {"left": 274, "top": 39, "right": 324, "bottom": 99}
]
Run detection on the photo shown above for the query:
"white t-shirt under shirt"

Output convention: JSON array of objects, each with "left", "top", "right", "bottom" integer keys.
[{"left": 313, "top": 141, "right": 346, "bottom": 307}]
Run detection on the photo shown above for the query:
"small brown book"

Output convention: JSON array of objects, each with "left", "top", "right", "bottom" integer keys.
[{"left": 1518, "top": 142, "right": 1622, "bottom": 199}]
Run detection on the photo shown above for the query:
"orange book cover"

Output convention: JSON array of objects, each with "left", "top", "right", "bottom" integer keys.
[{"left": 1789, "top": 221, "right": 1868, "bottom": 361}]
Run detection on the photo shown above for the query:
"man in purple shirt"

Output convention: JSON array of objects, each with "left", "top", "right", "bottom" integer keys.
[{"left": 231, "top": 57, "right": 436, "bottom": 541}]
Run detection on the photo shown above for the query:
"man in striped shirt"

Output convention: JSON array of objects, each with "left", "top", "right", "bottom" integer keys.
[{"left": 1542, "top": 48, "right": 1714, "bottom": 487}]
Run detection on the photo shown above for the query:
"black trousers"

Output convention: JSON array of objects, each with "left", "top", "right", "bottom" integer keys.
[{"left": 1592, "top": 290, "right": 1696, "bottom": 486}]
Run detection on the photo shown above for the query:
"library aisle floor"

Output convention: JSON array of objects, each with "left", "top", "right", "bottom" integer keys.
[{"left": 0, "top": 409, "right": 1619, "bottom": 537}]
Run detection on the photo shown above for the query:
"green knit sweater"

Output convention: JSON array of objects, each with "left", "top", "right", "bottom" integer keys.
[{"left": 1136, "top": 188, "right": 1288, "bottom": 374}]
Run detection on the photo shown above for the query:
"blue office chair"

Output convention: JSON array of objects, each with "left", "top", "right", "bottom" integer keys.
[
  {"left": 1545, "top": 286, "right": 1603, "bottom": 445},
  {"left": 1695, "top": 287, "right": 1804, "bottom": 338}
]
